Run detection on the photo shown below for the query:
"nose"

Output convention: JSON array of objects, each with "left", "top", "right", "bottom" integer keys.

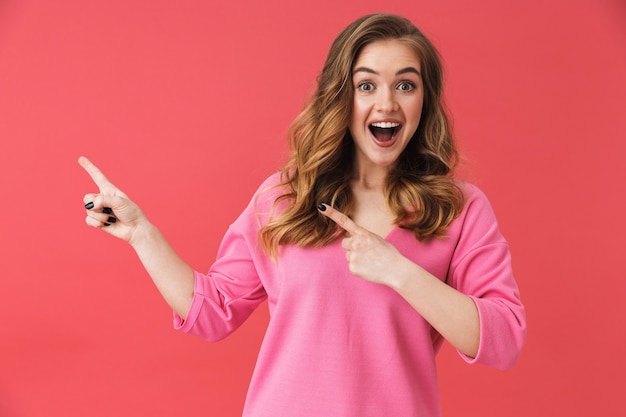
[{"left": 375, "top": 88, "right": 398, "bottom": 113}]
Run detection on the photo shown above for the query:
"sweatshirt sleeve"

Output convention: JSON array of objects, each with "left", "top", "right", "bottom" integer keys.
[
  {"left": 447, "top": 185, "right": 526, "bottom": 370},
  {"left": 172, "top": 183, "right": 272, "bottom": 342}
]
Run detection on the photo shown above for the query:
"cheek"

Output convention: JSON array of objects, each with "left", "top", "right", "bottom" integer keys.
[
  {"left": 350, "top": 99, "right": 368, "bottom": 127},
  {"left": 406, "top": 98, "right": 424, "bottom": 126}
]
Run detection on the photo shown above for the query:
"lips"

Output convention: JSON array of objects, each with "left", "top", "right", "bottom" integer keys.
[{"left": 368, "top": 121, "right": 401, "bottom": 146}]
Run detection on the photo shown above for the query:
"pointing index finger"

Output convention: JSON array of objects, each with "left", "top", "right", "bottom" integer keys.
[
  {"left": 78, "top": 156, "right": 112, "bottom": 189},
  {"left": 317, "top": 203, "right": 363, "bottom": 236}
]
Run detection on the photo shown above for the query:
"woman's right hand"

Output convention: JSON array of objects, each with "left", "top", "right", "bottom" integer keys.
[
  {"left": 80, "top": 156, "right": 195, "bottom": 318},
  {"left": 79, "top": 156, "right": 149, "bottom": 245}
]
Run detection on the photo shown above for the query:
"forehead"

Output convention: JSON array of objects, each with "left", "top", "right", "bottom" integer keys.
[{"left": 353, "top": 39, "right": 421, "bottom": 71}]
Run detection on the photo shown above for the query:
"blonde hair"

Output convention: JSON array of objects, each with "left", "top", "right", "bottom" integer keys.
[{"left": 259, "top": 14, "right": 464, "bottom": 257}]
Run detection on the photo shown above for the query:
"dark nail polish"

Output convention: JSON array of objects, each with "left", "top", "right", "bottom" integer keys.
[
  {"left": 85, "top": 202, "right": 94, "bottom": 210},
  {"left": 103, "top": 223, "right": 110, "bottom": 227},
  {"left": 102, "top": 207, "right": 112, "bottom": 214},
  {"left": 317, "top": 203, "right": 326, "bottom": 212},
  {"left": 107, "top": 216, "right": 117, "bottom": 223}
]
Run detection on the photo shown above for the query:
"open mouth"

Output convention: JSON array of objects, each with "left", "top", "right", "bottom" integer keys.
[{"left": 369, "top": 122, "right": 401, "bottom": 143}]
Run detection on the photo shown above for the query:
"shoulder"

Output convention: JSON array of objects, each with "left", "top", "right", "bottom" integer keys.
[
  {"left": 232, "top": 171, "right": 290, "bottom": 230},
  {"left": 457, "top": 180, "right": 487, "bottom": 203},
  {"left": 456, "top": 180, "right": 496, "bottom": 218},
  {"left": 256, "top": 171, "right": 284, "bottom": 190},
  {"left": 252, "top": 171, "right": 290, "bottom": 210},
  {"left": 449, "top": 180, "right": 505, "bottom": 244}
]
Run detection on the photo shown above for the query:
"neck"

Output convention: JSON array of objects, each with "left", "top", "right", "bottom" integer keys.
[{"left": 352, "top": 167, "right": 388, "bottom": 191}]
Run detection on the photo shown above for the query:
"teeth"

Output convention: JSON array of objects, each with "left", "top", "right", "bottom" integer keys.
[{"left": 370, "top": 122, "right": 400, "bottom": 128}]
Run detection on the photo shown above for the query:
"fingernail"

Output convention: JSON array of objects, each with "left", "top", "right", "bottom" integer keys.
[
  {"left": 107, "top": 216, "right": 117, "bottom": 223},
  {"left": 85, "top": 202, "right": 94, "bottom": 210},
  {"left": 317, "top": 203, "right": 326, "bottom": 212},
  {"left": 102, "top": 207, "right": 112, "bottom": 214},
  {"left": 103, "top": 223, "right": 110, "bottom": 227}
]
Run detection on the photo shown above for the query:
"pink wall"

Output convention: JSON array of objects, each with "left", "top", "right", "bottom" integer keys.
[{"left": 1, "top": 0, "right": 624, "bottom": 415}]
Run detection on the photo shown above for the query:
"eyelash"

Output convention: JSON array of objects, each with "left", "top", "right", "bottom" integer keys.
[
  {"left": 357, "top": 81, "right": 375, "bottom": 92},
  {"left": 397, "top": 81, "right": 416, "bottom": 92}
]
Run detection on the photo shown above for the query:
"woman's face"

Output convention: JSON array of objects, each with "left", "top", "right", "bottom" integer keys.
[{"left": 349, "top": 39, "right": 424, "bottom": 174}]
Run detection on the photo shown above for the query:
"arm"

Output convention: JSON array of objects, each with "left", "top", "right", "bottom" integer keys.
[
  {"left": 446, "top": 189, "right": 526, "bottom": 369},
  {"left": 318, "top": 190, "right": 525, "bottom": 368},
  {"left": 387, "top": 259, "right": 480, "bottom": 358},
  {"left": 317, "top": 203, "right": 479, "bottom": 357},
  {"left": 79, "top": 156, "right": 194, "bottom": 319}
]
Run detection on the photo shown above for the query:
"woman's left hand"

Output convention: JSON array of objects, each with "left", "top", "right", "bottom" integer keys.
[
  {"left": 317, "top": 203, "right": 408, "bottom": 286},
  {"left": 318, "top": 203, "right": 480, "bottom": 357}
]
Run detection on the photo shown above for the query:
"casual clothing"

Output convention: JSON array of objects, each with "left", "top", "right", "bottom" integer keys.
[{"left": 174, "top": 173, "right": 526, "bottom": 417}]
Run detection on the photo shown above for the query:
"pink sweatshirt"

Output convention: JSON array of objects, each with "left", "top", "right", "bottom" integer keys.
[{"left": 174, "top": 173, "right": 526, "bottom": 417}]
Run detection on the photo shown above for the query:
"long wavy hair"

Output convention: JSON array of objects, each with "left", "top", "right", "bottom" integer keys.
[{"left": 259, "top": 13, "right": 465, "bottom": 257}]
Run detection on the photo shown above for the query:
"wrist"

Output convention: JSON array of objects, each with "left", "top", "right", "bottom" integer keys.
[
  {"left": 386, "top": 256, "right": 422, "bottom": 292},
  {"left": 128, "top": 219, "right": 158, "bottom": 249}
]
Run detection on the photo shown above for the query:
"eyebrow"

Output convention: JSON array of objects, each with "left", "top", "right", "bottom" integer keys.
[{"left": 352, "top": 66, "right": 421, "bottom": 77}]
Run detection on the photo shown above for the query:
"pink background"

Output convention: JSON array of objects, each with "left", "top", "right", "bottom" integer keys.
[{"left": 1, "top": 0, "right": 625, "bottom": 415}]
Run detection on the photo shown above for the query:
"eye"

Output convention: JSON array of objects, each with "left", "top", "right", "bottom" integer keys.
[
  {"left": 356, "top": 81, "right": 375, "bottom": 92},
  {"left": 397, "top": 81, "right": 416, "bottom": 92}
]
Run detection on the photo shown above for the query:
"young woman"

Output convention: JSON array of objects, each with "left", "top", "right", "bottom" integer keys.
[{"left": 81, "top": 13, "right": 525, "bottom": 417}]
